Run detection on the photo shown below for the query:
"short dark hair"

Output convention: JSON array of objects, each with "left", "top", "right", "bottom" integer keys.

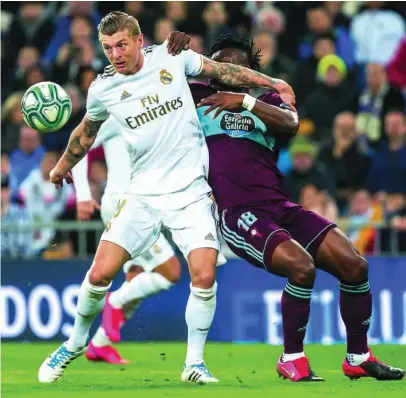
[
  {"left": 313, "top": 32, "right": 336, "bottom": 45},
  {"left": 98, "top": 11, "right": 141, "bottom": 39},
  {"left": 208, "top": 34, "right": 262, "bottom": 71}
]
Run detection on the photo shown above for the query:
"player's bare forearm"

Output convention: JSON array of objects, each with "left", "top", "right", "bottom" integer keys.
[
  {"left": 200, "top": 57, "right": 290, "bottom": 92},
  {"left": 252, "top": 100, "right": 299, "bottom": 135},
  {"left": 58, "top": 117, "right": 102, "bottom": 174}
]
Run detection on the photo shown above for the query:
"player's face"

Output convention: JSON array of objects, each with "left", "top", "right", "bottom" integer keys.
[
  {"left": 100, "top": 29, "right": 144, "bottom": 75},
  {"left": 210, "top": 48, "right": 250, "bottom": 92}
]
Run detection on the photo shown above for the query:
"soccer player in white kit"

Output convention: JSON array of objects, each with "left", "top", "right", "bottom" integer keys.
[
  {"left": 72, "top": 117, "right": 181, "bottom": 365},
  {"left": 38, "top": 11, "right": 294, "bottom": 384}
]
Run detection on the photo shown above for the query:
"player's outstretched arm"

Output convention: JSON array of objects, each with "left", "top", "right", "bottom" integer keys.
[
  {"left": 199, "top": 91, "right": 298, "bottom": 134},
  {"left": 50, "top": 116, "right": 103, "bottom": 187},
  {"left": 199, "top": 57, "right": 295, "bottom": 103}
]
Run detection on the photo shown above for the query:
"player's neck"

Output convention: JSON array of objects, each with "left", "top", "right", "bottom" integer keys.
[{"left": 128, "top": 51, "right": 145, "bottom": 75}]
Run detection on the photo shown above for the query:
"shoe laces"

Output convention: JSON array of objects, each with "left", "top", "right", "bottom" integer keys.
[
  {"left": 48, "top": 346, "right": 72, "bottom": 369},
  {"left": 193, "top": 363, "right": 214, "bottom": 378}
]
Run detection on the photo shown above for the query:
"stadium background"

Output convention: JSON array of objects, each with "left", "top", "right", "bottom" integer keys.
[{"left": 1, "top": 2, "right": 406, "bottom": 396}]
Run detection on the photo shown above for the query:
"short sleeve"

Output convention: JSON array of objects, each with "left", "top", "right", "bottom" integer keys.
[
  {"left": 86, "top": 83, "right": 110, "bottom": 121},
  {"left": 258, "top": 92, "right": 293, "bottom": 111},
  {"left": 182, "top": 49, "right": 203, "bottom": 76}
]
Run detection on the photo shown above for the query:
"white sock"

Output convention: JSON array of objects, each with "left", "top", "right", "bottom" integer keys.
[
  {"left": 92, "top": 327, "right": 112, "bottom": 348},
  {"left": 185, "top": 282, "right": 217, "bottom": 366},
  {"left": 282, "top": 352, "right": 305, "bottom": 362},
  {"left": 346, "top": 352, "right": 370, "bottom": 366},
  {"left": 91, "top": 282, "right": 142, "bottom": 348},
  {"left": 123, "top": 299, "right": 142, "bottom": 320},
  {"left": 109, "top": 272, "right": 173, "bottom": 309},
  {"left": 66, "top": 272, "right": 111, "bottom": 352}
]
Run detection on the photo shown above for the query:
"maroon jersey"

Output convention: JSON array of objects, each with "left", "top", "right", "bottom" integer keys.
[{"left": 190, "top": 83, "right": 292, "bottom": 211}]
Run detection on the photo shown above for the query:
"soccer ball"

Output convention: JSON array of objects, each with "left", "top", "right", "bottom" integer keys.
[{"left": 21, "top": 82, "right": 72, "bottom": 133}]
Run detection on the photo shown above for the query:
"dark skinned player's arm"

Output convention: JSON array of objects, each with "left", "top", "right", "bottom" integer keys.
[{"left": 250, "top": 99, "right": 299, "bottom": 135}]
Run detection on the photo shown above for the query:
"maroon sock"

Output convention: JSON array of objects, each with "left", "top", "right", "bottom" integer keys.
[
  {"left": 282, "top": 282, "right": 312, "bottom": 354},
  {"left": 339, "top": 280, "right": 372, "bottom": 354}
]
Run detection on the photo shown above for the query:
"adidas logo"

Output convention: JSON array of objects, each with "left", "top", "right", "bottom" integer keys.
[
  {"left": 297, "top": 325, "right": 308, "bottom": 332},
  {"left": 120, "top": 90, "right": 132, "bottom": 101},
  {"left": 204, "top": 233, "right": 215, "bottom": 241}
]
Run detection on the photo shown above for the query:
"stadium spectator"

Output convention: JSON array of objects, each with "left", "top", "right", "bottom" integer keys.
[
  {"left": 202, "top": 2, "right": 236, "bottom": 49},
  {"left": 154, "top": 18, "right": 176, "bottom": 45},
  {"left": 253, "top": 31, "right": 295, "bottom": 85},
  {"left": 300, "top": 183, "right": 338, "bottom": 221},
  {"left": 387, "top": 38, "right": 406, "bottom": 92},
  {"left": 318, "top": 112, "right": 371, "bottom": 210},
  {"left": 283, "top": 136, "right": 336, "bottom": 203},
  {"left": 19, "top": 151, "right": 71, "bottom": 254},
  {"left": 10, "top": 46, "right": 40, "bottom": 93},
  {"left": 299, "top": 6, "right": 355, "bottom": 68},
  {"left": 366, "top": 111, "right": 406, "bottom": 196},
  {"left": 294, "top": 32, "right": 336, "bottom": 104},
  {"left": 323, "top": 1, "right": 351, "bottom": 29},
  {"left": 301, "top": 54, "right": 356, "bottom": 142},
  {"left": 89, "top": 160, "right": 107, "bottom": 200},
  {"left": 76, "top": 66, "right": 97, "bottom": 97},
  {"left": 9, "top": 125, "right": 45, "bottom": 195},
  {"left": 1, "top": 153, "right": 18, "bottom": 195},
  {"left": 350, "top": 2, "right": 405, "bottom": 65},
  {"left": 254, "top": 5, "right": 286, "bottom": 36},
  {"left": 1, "top": 91, "right": 25, "bottom": 154},
  {"left": 51, "top": 15, "right": 104, "bottom": 85},
  {"left": 163, "top": 1, "right": 188, "bottom": 28},
  {"left": 5, "top": 1, "right": 54, "bottom": 60},
  {"left": 44, "top": 1, "right": 101, "bottom": 64},
  {"left": 124, "top": 1, "right": 155, "bottom": 41},
  {"left": 188, "top": 34, "right": 205, "bottom": 54},
  {"left": 1, "top": 176, "right": 34, "bottom": 259},
  {"left": 23, "top": 64, "right": 47, "bottom": 89},
  {"left": 356, "top": 63, "right": 405, "bottom": 147},
  {"left": 346, "top": 189, "right": 382, "bottom": 255}
]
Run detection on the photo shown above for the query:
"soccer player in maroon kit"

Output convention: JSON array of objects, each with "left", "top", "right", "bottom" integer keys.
[{"left": 191, "top": 35, "right": 405, "bottom": 382}]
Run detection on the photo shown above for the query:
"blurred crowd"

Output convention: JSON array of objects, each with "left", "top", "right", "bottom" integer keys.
[{"left": 1, "top": 1, "right": 406, "bottom": 258}]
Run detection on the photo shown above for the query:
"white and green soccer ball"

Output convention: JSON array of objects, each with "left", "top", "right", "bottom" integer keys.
[{"left": 21, "top": 82, "right": 72, "bottom": 133}]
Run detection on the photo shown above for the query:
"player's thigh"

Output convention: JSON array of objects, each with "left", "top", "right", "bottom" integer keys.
[
  {"left": 101, "top": 193, "right": 162, "bottom": 259},
  {"left": 283, "top": 206, "right": 336, "bottom": 260},
  {"left": 219, "top": 206, "right": 290, "bottom": 272},
  {"left": 123, "top": 233, "right": 176, "bottom": 273},
  {"left": 165, "top": 195, "right": 220, "bottom": 263}
]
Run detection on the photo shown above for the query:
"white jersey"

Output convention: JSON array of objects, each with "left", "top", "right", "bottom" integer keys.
[{"left": 86, "top": 44, "right": 210, "bottom": 209}]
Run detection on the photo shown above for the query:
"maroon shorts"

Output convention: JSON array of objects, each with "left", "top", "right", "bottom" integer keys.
[{"left": 219, "top": 199, "right": 336, "bottom": 271}]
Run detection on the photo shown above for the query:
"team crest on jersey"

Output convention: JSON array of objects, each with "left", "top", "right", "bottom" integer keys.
[{"left": 160, "top": 69, "right": 173, "bottom": 84}]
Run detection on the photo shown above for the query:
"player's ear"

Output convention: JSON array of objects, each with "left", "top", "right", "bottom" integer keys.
[{"left": 135, "top": 33, "right": 144, "bottom": 48}]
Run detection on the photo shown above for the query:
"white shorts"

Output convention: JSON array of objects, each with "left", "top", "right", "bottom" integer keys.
[
  {"left": 101, "top": 193, "right": 175, "bottom": 273},
  {"left": 101, "top": 192, "right": 221, "bottom": 263}
]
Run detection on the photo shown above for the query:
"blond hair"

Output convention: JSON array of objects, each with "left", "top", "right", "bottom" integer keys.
[{"left": 98, "top": 11, "right": 141, "bottom": 39}]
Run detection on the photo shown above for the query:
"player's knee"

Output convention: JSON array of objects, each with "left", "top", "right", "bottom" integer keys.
[
  {"left": 126, "top": 265, "right": 145, "bottom": 281},
  {"left": 290, "top": 252, "right": 316, "bottom": 286},
  {"left": 88, "top": 267, "right": 113, "bottom": 287},
  {"left": 192, "top": 271, "right": 216, "bottom": 290},
  {"left": 155, "top": 256, "right": 181, "bottom": 284},
  {"left": 342, "top": 254, "right": 369, "bottom": 282}
]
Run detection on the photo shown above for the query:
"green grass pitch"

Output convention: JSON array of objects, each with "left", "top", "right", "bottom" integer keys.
[{"left": 2, "top": 343, "right": 405, "bottom": 398}]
